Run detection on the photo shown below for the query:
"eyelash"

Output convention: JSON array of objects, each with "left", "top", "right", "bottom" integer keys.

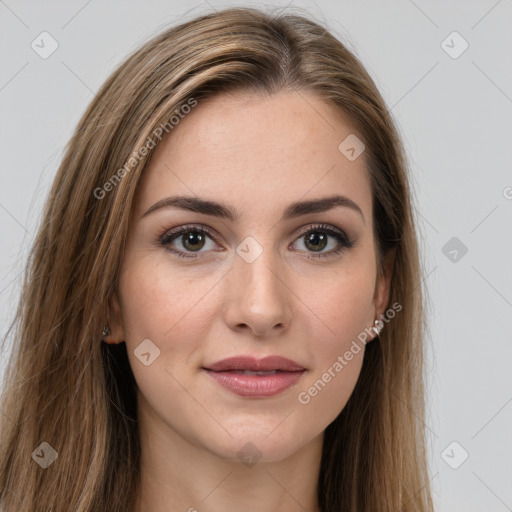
[{"left": 158, "top": 223, "right": 355, "bottom": 260}]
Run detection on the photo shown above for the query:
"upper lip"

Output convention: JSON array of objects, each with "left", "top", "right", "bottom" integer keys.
[{"left": 203, "top": 356, "right": 305, "bottom": 372}]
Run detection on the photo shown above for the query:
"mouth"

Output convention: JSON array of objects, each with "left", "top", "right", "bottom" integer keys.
[
  {"left": 220, "top": 369, "right": 284, "bottom": 375},
  {"left": 202, "top": 356, "right": 306, "bottom": 398},
  {"left": 203, "top": 355, "right": 305, "bottom": 372}
]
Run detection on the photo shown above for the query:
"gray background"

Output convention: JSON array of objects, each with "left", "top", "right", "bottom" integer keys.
[{"left": 1, "top": 0, "right": 511, "bottom": 510}]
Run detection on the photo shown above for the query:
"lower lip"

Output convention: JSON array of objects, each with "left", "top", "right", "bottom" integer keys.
[{"left": 204, "top": 369, "right": 305, "bottom": 397}]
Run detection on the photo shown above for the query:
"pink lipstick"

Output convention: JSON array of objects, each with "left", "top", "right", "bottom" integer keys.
[{"left": 203, "top": 355, "right": 306, "bottom": 398}]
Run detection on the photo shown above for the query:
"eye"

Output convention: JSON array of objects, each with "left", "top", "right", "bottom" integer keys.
[
  {"left": 158, "top": 223, "right": 355, "bottom": 260},
  {"left": 291, "top": 223, "right": 355, "bottom": 259},
  {"left": 159, "top": 224, "right": 219, "bottom": 259}
]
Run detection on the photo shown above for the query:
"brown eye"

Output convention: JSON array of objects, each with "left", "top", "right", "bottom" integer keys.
[
  {"left": 292, "top": 224, "right": 354, "bottom": 259},
  {"left": 179, "top": 230, "right": 207, "bottom": 252},
  {"left": 303, "top": 231, "right": 329, "bottom": 252},
  {"left": 159, "top": 225, "right": 218, "bottom": 259}
]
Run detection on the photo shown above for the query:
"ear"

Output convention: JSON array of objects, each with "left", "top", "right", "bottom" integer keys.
[
  {"left": 103, "top": 289, "right": 126, "bottom": 344},
  {"left": 373, "top": 247, "right": 396, "bottom": 316}
]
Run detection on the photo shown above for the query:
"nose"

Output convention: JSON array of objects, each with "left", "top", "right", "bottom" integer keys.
[{"left": 222, "top": 249, "right": 293, "bottom": 338}]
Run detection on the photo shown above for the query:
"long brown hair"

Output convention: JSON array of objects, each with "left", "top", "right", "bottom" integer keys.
[{"left": 0, "top": 6, "right": 434, "bottom": 511}]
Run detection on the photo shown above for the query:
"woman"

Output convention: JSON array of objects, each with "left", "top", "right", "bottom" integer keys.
[{"left": 0, "top": 6, "right": 434, "bottom": 511}]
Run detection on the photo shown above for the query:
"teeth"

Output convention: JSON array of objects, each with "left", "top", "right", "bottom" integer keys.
[{"left": 240, "top": 370, "right": 278, "bottom": 375}]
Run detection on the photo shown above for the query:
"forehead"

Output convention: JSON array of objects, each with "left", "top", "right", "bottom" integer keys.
[{"left": 134, "top": 90, "right": 372, "bottom": 221}]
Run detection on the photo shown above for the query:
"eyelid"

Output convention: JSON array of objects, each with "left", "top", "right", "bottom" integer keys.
[
  {"left": 160, "top": 222, "right": 348, "bottom": 240},
  {"left": 294, "top": 222, "right": 346, "bottom": 239},
  {"left": 160, "top": 223, "right": 218, "bottom": 241}
]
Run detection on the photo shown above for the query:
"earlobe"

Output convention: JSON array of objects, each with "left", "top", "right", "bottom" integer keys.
[
  {"left": 374, "top": 247, "right": 396, "bottom": 314},
  {"left": 103, "top": 290, "right": 126, "bottom": 343},
  {"left": 102, "top": 326, "right": 118, "bottom": 344}
]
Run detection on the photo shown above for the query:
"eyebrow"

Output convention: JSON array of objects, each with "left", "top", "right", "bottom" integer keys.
[{"left": 140, "top": 194, "right": 365, "bottom": 224}]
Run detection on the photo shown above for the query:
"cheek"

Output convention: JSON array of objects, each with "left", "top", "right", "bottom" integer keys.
[
  {"left": 296, "top": 350, "right": 364, "bottom": 429},
  {"left": 307, "top": 264, "right": 376, "bottom": 349},
  {"left": 294, "top": 264, "right": 375, "bottom": 416},
  {"left": 117, "top": 258, "right": 222, "bottom": 428},
  {"left": 295, "top": 292, "right": 368, "bottom": 425},
  {"left": 117, "top": 257, "right": 226, "bottom": 405},
  {"left": 119, "top": 257, "right": 219, "bottom": 344}
]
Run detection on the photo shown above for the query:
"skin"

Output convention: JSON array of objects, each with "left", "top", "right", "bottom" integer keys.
[{"left": 107, "top": 90, "right": 394, "bottom": 512}]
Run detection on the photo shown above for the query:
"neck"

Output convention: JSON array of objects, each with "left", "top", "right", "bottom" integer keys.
[{"left": 133, "top": 399, "right": 323, "bottom": 512}]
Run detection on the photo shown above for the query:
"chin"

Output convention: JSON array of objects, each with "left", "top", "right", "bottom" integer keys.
[{"left": 200, "top": 419, "right": 318, "bottom": 464}]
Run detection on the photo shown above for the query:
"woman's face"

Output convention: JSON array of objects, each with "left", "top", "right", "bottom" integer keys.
[{"left": 111, "top": 90, "right": 391, "bottom": 462}]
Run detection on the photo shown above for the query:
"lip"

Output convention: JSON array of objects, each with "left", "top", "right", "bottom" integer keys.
[
  {"left": 204, "top": 355, "right": 305, "bottom": 372},
  {"left": 203, "top": 356, "right": 306, "bottom": 398}
]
